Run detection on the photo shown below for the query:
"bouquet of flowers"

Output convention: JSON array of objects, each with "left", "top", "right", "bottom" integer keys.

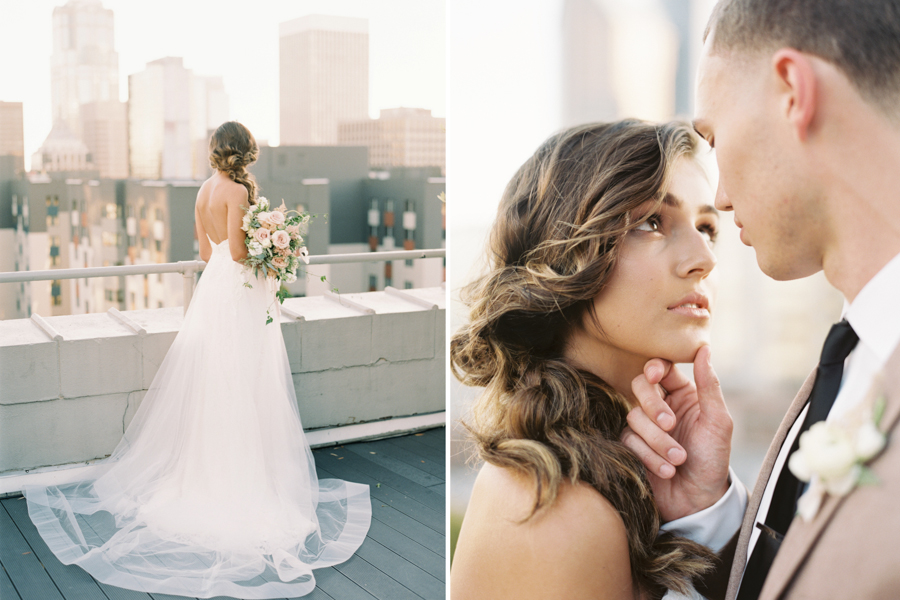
[{"left": 240, "top": 196, "right": 310, "bottom": 322}]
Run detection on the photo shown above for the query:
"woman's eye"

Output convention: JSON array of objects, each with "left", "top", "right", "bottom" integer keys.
[
  {"left": 698, "top": 224, "right": 718, "bottom": 244},
  {"left": 635, "top": 216, "right": 661, "bottom": 233}
]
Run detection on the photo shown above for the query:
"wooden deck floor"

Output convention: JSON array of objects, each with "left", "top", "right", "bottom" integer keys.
[{"left": 0, "top": 427, "right": 446, "bottom": 600}]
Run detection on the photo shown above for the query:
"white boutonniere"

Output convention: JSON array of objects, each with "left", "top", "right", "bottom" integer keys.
[{"left": 787, "top": 397, "right": 887, "bottom": 522}]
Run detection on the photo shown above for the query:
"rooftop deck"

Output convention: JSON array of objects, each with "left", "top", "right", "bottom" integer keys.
[{"left": 0, "top": 427, "right": 446, "bottom": 600}]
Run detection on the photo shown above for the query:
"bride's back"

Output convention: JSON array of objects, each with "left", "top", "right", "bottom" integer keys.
[
  {"left": 194, "top": 121, "right": 259, "bottom": 262},
  {"left": 195, "top": 174, "right": 244, "bottom": 244}
]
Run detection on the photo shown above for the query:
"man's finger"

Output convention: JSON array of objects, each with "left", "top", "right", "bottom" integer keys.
[
  {"left": 632, "top": 372, "right": 677, "bottom": 431},
  {"left": 656, "top": 358, "right": 694, "bottom": 397},
  {"left": 621, "top": 424, "right": 677, "bottom": 479},
  {"left": 625, "top": 407, "right": 686, "bottom": 466}
]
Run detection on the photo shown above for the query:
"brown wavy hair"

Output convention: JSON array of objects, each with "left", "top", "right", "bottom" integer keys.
[
  {"left": 209, "top": 121, "right": 259, "bottom": 204},
  {"left": 450, "top": 119, "right": 715, "bottom": 598}
]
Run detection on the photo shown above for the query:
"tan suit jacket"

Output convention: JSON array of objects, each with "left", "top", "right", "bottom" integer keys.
[{"left": 725, "top": 343, "right": 900, "bottom": 599}]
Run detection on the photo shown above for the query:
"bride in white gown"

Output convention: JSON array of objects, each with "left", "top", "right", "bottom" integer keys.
[{"left": 24, "top": 121, "right": 372, "bottom": 599}]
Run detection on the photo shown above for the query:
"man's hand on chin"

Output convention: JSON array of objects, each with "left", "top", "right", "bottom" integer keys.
[{"left": 620, "top": 345, "right": 733, "bottom": 522}]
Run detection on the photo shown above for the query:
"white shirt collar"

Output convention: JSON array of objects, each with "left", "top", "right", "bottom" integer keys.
[{"left": 845, "top": 252, "right": 900, "bottom": 364}]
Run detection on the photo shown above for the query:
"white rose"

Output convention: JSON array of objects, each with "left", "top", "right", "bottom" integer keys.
[
  {"left": 788, "top": 449, "right": 812, "bottom": 482},
  {"left": 285, "top": 271, "right": 297, "bottom": 284},
  {"left": 855, "top": 421, "right": 886, "bottom": 461},
  {"left": 799, "top": 422, "right": 857, "bottom": 482},
  {"left": 248, "top": 240, "right": 263, "bottom": 255},
  {"left": 824, "top": 463, "right": 861, "bottom": 496}
]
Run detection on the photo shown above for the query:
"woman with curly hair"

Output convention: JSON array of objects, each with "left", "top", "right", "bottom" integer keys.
[
  {"left": 24, "top": 121, "right": 371, "bottom": 599},
  {"left": 450, "top": 119, "right": 735, "bottom": 599}
]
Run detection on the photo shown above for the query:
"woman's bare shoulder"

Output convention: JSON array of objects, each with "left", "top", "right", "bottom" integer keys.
[
  {"left": 451, "top": 462, "right": 633, "bottom": 599},
  {"left": 203, "top": 174, "right": 248, "bottom": 206}
]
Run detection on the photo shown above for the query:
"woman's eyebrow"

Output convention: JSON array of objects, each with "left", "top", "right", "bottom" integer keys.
[{"left": 664, "top": 192, "right": 719, "bottom": 216}]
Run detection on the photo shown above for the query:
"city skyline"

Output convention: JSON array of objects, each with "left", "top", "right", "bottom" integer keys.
[{"left": 0, "top": 0, "right": 446, "bottom": 172}]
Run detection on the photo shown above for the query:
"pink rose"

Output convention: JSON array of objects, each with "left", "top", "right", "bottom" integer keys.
[
  {"left": 257, "top": 211, "right": 271, "bottom": 223},
  {"left": 254, "top": 228, "right": 271, "bottom": 247},
  {"left": 268, "top": 210, "right": 285, "bottom": 226},
  {"left": 271, "top": 256, "right": 287, "bottom": 268},
  {"left": 271, "top": 229, "right": 291, "bottom": 249}
]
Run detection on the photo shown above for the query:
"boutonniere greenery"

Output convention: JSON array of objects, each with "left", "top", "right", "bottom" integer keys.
[{"left": 788, "top": 396, "right": 888, "bottom": 522}]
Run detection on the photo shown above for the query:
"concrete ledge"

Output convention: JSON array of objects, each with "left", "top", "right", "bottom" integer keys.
[{"left": 0, "top": 287, "right": 446, "bottom": 473}]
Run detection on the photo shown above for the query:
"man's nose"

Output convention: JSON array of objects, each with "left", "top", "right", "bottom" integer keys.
[{"left": 714, "top": 182, "right": 732, "bottom": 211}]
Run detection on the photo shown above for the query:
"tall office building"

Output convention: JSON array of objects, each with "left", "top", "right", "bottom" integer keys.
[
  {"left": 45, "top": 0, "right": 126, "bottom": 179},
  {"left": 80, "top": 101, "right": 128, "bottom": 178},
  {"left": 338, "top": 108, "right": 445, "bottom": 174},
  {"left": 280, "top": 15, "right": 369, "bottom": 145},
  {"left": 129, "top": 58, "right": 228, "bottom": 180},
  {"left": 561, "top": 0, "right": 678, "bottom": 125},
  {"left": 0, "top": 102, "right": 25, "bottom": 172},
  {"left": 50, "top": 0, "right": 119, "bottom": 138},
  {"left": 190, "top": 76, "right": 230, "bottom": 180},
  {"left": 561, "top": 0, "right": 618, "bottom": 126}
]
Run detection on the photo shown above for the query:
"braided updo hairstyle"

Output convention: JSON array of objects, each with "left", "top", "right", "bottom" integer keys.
[
  {"left": 450, "top": 119, "right": 715, "bottom": 599},
  {"left": 209, "top": 121, "right": 259, "bottom": 204}
]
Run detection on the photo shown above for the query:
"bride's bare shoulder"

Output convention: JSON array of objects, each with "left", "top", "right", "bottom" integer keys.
[
  {"left": 201, "top": 174, "right": 248, "bottom": 207},
  {"left": 451, "top": 462, "right": 633, "bottom": 600}
]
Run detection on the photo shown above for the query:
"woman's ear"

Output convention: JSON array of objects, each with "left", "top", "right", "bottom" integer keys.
[{"left": 771, "top": 48, "right": 818, "bottom": 142}]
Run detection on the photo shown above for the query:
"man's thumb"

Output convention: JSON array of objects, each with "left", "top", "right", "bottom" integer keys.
[{"left": 694, "top": 345, "right": 725, "bottom": 413}]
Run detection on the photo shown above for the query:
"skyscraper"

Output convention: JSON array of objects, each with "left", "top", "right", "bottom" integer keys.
[
  {"left": 50, "top": 0, "right": 119, "bottom": 135},
  {"left": 338, "top": 108, "right": 446, "bottom": 173},
  {"left": 129, "top": 58, "right": 228, "bottom": 180},
  {"left": 0, "top": 102, "right": 25, "bottom": 173},
  {"left": 46, "top": 0, "right": 127, "bottom": 178},
  {"left": 280, "top": 15, "right": 369, "bottom": 145}
]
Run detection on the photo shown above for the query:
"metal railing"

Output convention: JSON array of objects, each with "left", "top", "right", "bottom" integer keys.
[{"left": 0, "top": 248, "right": 445, "bottom": 313}]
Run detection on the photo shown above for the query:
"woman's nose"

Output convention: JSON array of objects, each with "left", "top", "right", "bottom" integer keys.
[{"left": 676, "top": 229, "right": 717, "bottom": 279}]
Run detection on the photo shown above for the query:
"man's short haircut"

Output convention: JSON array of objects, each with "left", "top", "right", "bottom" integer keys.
[{"left": 706, "top": 0, "right": 900, "bottom": 115}]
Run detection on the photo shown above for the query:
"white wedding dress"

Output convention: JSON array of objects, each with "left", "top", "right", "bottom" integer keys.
[{"left": 24, "top": 236, "right": 372, "bottom": 599}]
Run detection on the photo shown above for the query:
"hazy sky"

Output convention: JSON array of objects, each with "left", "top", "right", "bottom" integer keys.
[{"left": 0, "top": 0, "right": 446, "bottom": 169}]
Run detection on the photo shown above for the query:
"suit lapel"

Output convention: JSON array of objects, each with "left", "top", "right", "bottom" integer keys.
[
  {"left": 759, "top": 343, "right": 900, "bottom": 599},
  {"left": 725, "top": 369, "right": 817, "bottom": 600}
]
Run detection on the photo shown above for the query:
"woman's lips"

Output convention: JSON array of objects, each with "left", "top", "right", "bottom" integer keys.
[
  {"left": 668, "top": 293, "right": 710, "bottom": 318},
  {"left": 668, "top": 304, "right": 711, "bottom": 318}
]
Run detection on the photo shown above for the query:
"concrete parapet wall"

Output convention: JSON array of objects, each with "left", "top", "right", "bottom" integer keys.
[{"left": 0, "top": 286, "right": 445, "bottom": 474}]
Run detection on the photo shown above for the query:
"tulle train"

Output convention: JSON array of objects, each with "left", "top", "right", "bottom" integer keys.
[{"left": 24, "top": 238, "right": 372, "bottom": 598}]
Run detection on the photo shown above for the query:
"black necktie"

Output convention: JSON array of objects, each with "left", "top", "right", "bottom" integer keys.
[{"left": 737, "top": 319, "right": 859, "bottom": 600}]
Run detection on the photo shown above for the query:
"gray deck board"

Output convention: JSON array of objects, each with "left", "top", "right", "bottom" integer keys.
[
  {"left": 1, "top": 560, "right": 23, "bottom": 600},
  {"left": 345, "top": 441, "right": 445, "bottom": 480},
  {"left": 365, "top": 520, "right": 444, "bottom": 582},
  {"left": 383, "top": 435, "right": 445, "bottom": 465},
  {"left": 406, "top": 428, "right": 445, "bottom": 451},
  {"left": 3, "top": 497, "right": 115, "bottom": 600},
  {"left": 354, "top": 538, "right": 443, "bottom": 599},
  {"left": 312, "top": 449, "right": 444, "bottom": 513},
  {"left": 0, "top": 502, "right": 66, "bottom": 600},
  {"left": 0, "top": 430, "right": 445, "bottom": 600},
  {"left": 314, "top": 455, "right": 443, "bottom": 532}
]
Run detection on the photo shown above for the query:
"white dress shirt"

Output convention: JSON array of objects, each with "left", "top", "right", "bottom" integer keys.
[{"left": 664, "top": 251, "right": 900, "bottom": 597}]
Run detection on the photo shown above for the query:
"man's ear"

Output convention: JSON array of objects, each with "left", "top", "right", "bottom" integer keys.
[{"left": 772, "top": 48, "right": 818, "bottom": 142}]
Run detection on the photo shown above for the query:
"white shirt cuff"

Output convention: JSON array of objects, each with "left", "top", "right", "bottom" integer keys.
[{"left": 659, "top": 467, "right": 748, "bottom": 553}]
